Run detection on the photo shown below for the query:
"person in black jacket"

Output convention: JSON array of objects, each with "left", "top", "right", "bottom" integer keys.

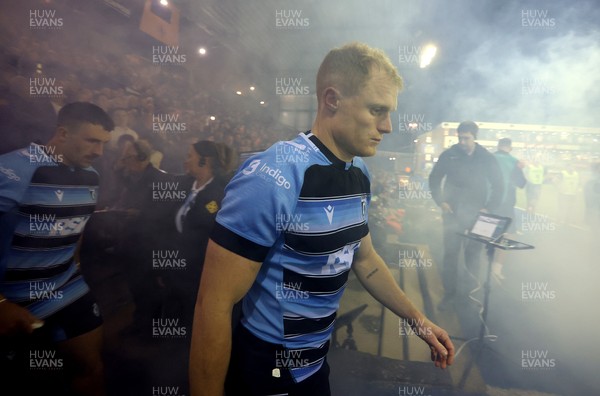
[
  {"left": 112, "top": 139, "right": 177, "bottom": 337},
  {"left": 170, "top": 140, "right": 237, "bottom": 330},
  {"left": 428, "top": 121, "right": 504, "bottom": 310}
]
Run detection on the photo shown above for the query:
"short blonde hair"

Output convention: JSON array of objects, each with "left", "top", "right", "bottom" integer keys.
[{"left": 316, "top": 42, "right": 403, "bottom": 103}]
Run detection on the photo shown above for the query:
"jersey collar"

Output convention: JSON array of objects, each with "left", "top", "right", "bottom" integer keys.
[{"left": 303, "top": 131, "right": 353, "bottom": 170}]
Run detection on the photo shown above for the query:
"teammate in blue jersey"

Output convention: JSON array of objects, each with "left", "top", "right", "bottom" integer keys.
[
  {"left": 0, "top": 102, "right": 113, "bottom": 396},
  {"left": 190, "top": 43, "right": 455, "bottom": 396}
]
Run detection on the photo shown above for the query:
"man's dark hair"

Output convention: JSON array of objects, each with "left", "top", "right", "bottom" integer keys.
[
  {"left": 498, "top": 137, "right": 512, "bottom": 148},
  {"left": 456, "top": 121, "right": 479, "bottom": 139},
  {"left": 193, "top": 140, "right": 238, "bottom": 178},
  {"left": 57, "top": 102, "right": 114, "bottom": 132},
  {"left": 193, "top": 140, "right": 218, "bottom": 158}
]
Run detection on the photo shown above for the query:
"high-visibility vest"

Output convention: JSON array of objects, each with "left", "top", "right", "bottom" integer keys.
[
  {"left": 526, "top": 164, "right": 545, "bottom": 185},
  {"left": 560, "top": 170, "right": 579, "bottom": 195}
]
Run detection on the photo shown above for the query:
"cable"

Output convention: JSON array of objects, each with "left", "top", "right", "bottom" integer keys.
[{"left": 453, "top": 260, "right": 498, "bottom": 359}]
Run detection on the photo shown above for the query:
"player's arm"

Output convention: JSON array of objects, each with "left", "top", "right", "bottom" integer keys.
[
  {"left": 0, "top": 214, "right": 44, "bottom": 335},
  {"left": 189, "top": 239, "right": 262, "bottom": 396},
  {"left": 352, "top": 233, "right": 454, "bottom": 369},
  {"left": 0, "top": 175, "right": 44, "bottom": 336}
]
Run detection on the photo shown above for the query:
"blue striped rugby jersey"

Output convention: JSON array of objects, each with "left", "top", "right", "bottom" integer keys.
[
  {"left": 0, "top": 143, "right": 98, "bottom": 319},
  {"left": 212, "top": 131, "right": 371, "bottom": 382}
]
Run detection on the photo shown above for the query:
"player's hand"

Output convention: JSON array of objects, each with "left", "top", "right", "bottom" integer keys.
[
  {"left": 413, "top": 318, "right": 455, "bottom": 369},
  {"left": 0, "top": 300, "right": 43, "bottom": 336}
]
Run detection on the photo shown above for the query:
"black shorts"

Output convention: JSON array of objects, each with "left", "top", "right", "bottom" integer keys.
[
  {"left": 0, "top": 292, "right": 103, "bottom": 383},
  {"left": 225, "top": 325, "right": 331, "bottom": 396},
  {"left": 1, "top": 291, "right": 103, "bottom": 348},
  {"left": 40, "top": 291, "right": 104, "bottom": 343}
]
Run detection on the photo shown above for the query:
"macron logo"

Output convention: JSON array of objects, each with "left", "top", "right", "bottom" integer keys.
[
  {"left": 54, "top": 190, "right": 64, "bottom": 202},
  {"left": 324, "top": 205, "right": 334, "bottom": 224}
]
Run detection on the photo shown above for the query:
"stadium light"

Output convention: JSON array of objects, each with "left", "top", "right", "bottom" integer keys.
[{"left": 420, "top": 44, "right": 437, "bottom": 68}]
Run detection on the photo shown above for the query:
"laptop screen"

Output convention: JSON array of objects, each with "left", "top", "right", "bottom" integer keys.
[{"left": 469, "top": 212, "right": 512, "bottom": 241}]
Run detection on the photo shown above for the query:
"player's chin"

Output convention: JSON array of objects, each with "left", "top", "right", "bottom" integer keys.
[
  {"left": 79, "top": 158, "right": 94, "bottom": 168},
  {"left": 359, "top": 147, "right": 378, "bottom": 157},
  {"left": 361, "top": 148, "right": 377, "bottom": 157}
]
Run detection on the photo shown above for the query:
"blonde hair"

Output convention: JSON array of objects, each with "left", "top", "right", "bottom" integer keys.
[{"left": 316, "top": 42, "right": 403, "bottom": 103}]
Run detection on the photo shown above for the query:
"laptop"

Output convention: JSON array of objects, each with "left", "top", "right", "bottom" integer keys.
[
  {"left": 467, "top": 212, "right": 512, "bottom": 243},
  {"left": 463, "top": 212, "right": 534, "bottom": 250}
]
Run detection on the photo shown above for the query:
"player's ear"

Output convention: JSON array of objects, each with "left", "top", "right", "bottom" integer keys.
[
  {"left": 323, "top": 87, "right": 341, "bottom": 113},
  {"left": 55, "top": 126, "right": 69, "bottom": 142}
]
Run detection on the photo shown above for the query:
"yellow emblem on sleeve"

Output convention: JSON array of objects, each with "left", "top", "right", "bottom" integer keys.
[{"left": 205, "top": 200, "right": 219, "bottom": 214}]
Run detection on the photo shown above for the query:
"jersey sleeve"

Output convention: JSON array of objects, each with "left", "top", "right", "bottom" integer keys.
[
  {"left": 212, "top": 145, "right": 302, "bottom": 262},
  {"left": 0, "top": 149, "right": 32, "bottom": 213},
  {"left": 0, "top": 149, "right": 35, "bottom": 275}
]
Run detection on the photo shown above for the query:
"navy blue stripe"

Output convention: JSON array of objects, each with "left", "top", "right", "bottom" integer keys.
[
  {"left": 283, "top": 268, "right": 349, "bottom": 295},
  {"left": 298, "top": 193, "right": 367, "bottom": 201},
  {"left": 29, "top": 165, "right": 99, "bottom": 186},
  {"left": 284, "top": 223, "right": 368, "bottom": 255},
  {"left": 211, "top": 222, "right": 271, "bottom": 262},
  {"left": 3, "top": 257, "right": 73, "bottom": 282},
  {"left": 11, "top": 234, "right": 80, "bottom": 249},
  {"left": 299, "top": 164, "right": 370, "bottom": 198},
  {"left": 283, "top": 311, "right": 336, "bottom": 338},
  {"left": 19, "top": 205, "right": 96, "bottom": 217}
]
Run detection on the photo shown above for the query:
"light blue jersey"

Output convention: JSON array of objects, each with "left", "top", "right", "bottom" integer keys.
[
  {"left": 0, "top": 144, "right": 98, "bottom": 319},
  {"left": 213, "top": 132, "right": 371, "bottom": 381}
]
